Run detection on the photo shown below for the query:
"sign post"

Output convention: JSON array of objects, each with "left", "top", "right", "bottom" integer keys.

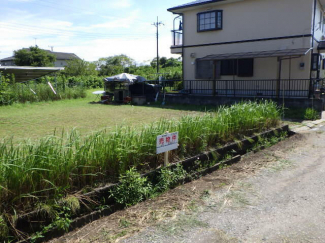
[{"left": 156, "top": 131, "right": 179, "bottom": 166}]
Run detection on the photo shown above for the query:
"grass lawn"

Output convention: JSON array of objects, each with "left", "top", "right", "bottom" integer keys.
[{"left": 0, "top": 89, "right": 207, "bottom": 141}]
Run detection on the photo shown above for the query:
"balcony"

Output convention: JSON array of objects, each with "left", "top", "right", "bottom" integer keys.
[
  {"left": 171, "top": 30, "right": 183, "bottom": 54},
  {"left": 171, "top": 16, "right": 183, "bottom": 54}
]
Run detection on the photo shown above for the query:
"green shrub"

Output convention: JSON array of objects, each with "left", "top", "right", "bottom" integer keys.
[
  {"left": 304, "top": 108, "right": 320, "bottom": 120},
  {"left": 156, "top": 164, "right": 187, "bottom": 192},
  {"left": 110, "top": 168, "right": 152, "bottom": 206}
]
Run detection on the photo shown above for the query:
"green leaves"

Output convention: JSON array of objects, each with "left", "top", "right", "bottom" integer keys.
[
  {"left": 13, "top": 46, "right": 56, "bottom": 67},
  {"left": 110, "top": 168, "right": 152, "bottom": 207}
]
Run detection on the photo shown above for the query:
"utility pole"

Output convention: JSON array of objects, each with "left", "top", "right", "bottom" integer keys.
[
  {"left": 34, "top": 38, "right": 37, "bottom": 46},
  {"left": 152, "top": 16, "right": 164, "bottom": 75},
  {"left": 48, "top": 46, "right": 54, "bottom": 52}
]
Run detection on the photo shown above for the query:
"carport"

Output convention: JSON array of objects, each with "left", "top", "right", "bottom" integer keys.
[{"left": 0, "top": 66, "right": 64, "bottom": 82}]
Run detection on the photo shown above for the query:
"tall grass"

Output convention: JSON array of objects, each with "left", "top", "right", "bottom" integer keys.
[
  {"left": 1, "top": 82, "right": 86, "bottom": 105},
  {"left": 0, "top": 101, "right": 280, "bottom": 212}
]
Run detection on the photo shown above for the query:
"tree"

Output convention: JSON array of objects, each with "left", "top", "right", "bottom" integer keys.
[
  {"left": 98, "top": 54, "right": 136, "bottom": 76},
  {"left": 64, "top": 59, "right": 97, "bottom": 76},
  {"left": 14, "top": 46, "right": 56, "bottom": 67},
  {"left": 165, "top": 57, "right": 182, "bottom": 68},
  {"left": 150, "top": 57, "right": 182, "bottom": 69}
]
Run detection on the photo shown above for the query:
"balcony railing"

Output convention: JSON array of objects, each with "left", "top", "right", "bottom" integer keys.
[
  {"left": 171, "top": 30, "right": 183, "bottom": 47},
  {"left": 147, "top": 79, "right": 322, "bottom": 99}
]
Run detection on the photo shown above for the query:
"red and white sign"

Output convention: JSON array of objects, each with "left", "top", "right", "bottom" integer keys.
[{"left": 156, "top": 132, "right": 179, "bottom": 154}]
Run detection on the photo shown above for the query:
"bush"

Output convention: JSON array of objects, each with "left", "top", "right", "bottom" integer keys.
[
  {"left": 156, "top": 164, "right": 187, "bottom": 192},
  {"left": 304, "top": 108, "right": 320, "bottom": 120},
  {"left": 110, "top": 168, "right": 152, "bottom": 206}
]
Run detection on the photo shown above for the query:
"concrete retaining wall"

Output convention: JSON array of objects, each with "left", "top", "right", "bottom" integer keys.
[{"left": 160, "top": 94, "right": 324, "bottom": 111}]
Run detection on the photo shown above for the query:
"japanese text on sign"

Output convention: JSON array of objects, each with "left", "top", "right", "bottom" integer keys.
[{"left": 156, "top": 132, "right": 179, "bottom": 154}]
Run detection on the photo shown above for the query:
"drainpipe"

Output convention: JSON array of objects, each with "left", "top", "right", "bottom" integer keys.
[
  {"left": 309, "top": 0, "right": 317, "bottom": 98},
  {"left": 180, "top": 14, "right": 185, "bottom": 85},
  {"left": 277, "top": 57, "right": 282, "bottom": 98}
]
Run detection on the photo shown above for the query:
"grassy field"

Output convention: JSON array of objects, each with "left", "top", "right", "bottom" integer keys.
[
  {"left": 0, "top": 97, "right": 281, "bottom": 241},
  {"left": 0, "top": 89, "right": 204, "bottom": 140}
]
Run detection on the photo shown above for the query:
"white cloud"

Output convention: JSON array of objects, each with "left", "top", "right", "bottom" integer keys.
[
  {"left": 107, "top": 0, "right": 133, "bottom": 9},
  {"left": 8, "top": 0, "right": 35, "bottom": 2},
  {"left": 90, "top": 10, "right": 141, "bottom": 29}
]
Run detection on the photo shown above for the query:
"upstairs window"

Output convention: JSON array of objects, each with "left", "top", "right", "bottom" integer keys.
[{"left": 197, "top": 10, "right": 222, "bottom": 32}]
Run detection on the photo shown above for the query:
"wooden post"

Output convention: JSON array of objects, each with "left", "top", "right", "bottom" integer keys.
[
  {"left": 164, "top": 130, "right": 169, "bottom": 166},
  {"left": 164, "top": 151, "right": 169, "bottom": 166}
]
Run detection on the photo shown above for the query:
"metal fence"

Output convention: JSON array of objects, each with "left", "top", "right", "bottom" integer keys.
[{"left": 146, "top": 79, "right": 322, "bottom": 99}]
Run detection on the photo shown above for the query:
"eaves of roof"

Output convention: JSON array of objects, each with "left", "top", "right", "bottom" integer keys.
[{"left": 167, "top": 0, "right": 225, "bottom": 12}]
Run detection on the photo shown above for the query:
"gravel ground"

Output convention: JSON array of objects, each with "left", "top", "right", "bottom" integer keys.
[{"left": 50, "top": 122, "right": 325, "bottom": 243}]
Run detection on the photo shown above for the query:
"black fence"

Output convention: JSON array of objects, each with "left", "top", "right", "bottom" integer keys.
[{"left": 146, "top": 79, "right": 323, "bottom": 99}]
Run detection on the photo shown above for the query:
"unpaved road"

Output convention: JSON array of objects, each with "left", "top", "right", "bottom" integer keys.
[{"left": 52, "top": 123, "right": 325, "bottom": 243}]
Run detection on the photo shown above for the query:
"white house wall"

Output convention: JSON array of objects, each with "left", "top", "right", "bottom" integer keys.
[
  {"left": 182, "top": 0, "right": 313, "bottom": 47},
  {"left": 178, "top": 0, "right": 316, "bottom": 81}
]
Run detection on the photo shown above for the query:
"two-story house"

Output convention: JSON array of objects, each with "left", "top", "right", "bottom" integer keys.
[{"left": 168, "top": 0, "right": 325, "bottom": 98}]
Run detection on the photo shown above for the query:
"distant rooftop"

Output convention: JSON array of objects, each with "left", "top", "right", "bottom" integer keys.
[
  {"left": 168, "top": 0, "right": 225, "bottom": 12},
  {"left": 0, "top": 49, "right": 80, "bottom": 62}
]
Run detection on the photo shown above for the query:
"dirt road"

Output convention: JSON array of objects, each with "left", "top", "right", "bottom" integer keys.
[{"left": 52, "top": 122, "right": 325, "bottom": 243}]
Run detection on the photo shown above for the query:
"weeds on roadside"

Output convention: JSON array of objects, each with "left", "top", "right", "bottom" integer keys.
[{"left": 304, "top": 108, "right": 320, "bottom": 120}]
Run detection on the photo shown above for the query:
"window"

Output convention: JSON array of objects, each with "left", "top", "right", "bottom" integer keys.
[
  {"left": 311, "top": 54, "right": 321, "bottom": 71},
  {"left": 195, "top": 58, "right": 254, "bottom": 79},
  {"left": 237, "top": 59, "right": 254, "bottom": 77},
  {"left": 221, "top": 60, "right": 237, "bottom": 75},
  {"left": 220, "top": 59, "right": 254, "bottom": 77},
  {"left": 195, "top": 60, "right": 214, "bottom": 79},
  {"left": 197, "top": 10, "right": 222, "bottom": 32}
]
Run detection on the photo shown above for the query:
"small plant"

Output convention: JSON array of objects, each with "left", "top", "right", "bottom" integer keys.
[
  {"left": 304, "top": 108, "right": 320, "bottom": 120},
  {"left": 119, "top": 218, "right": 131, "bottom": 228},
  {"left": 0, "top": 215, "right": 9, "bottom": 241},
  {"left": 61, "top": 195, "right": 80, "bottom": 214},
  {"left": 110, "top": 168, "right": 152, "bottom": 207},
  {"left": 156, "top": 164, "right": 187, "bottom": 192},
  {"left": 54, "top": 214, "right": 72, "bottom": 232}
]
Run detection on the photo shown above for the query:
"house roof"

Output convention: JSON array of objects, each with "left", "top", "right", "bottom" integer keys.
[
  {"left": 167, "top": 0, "right": 225, "bottom": 12},
  {"left": 0, "top": 66, "right": 64, "bottom": 83},
  {"left": 200, "top": 48, "right": 312, "bottom": 60},
  {"left": 0, "top": 49, "right": 80, "bottom": 62},
  {"left": 0, "top": 57, "right": 15, "bottom": 62},
  {"left": 50, "top": 51, "right": 80, "bottom": 60}
]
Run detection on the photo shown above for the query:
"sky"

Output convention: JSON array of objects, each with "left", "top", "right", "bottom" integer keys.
[{"left": 0, "top": 0, "right": 186, "bottom": 64}]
